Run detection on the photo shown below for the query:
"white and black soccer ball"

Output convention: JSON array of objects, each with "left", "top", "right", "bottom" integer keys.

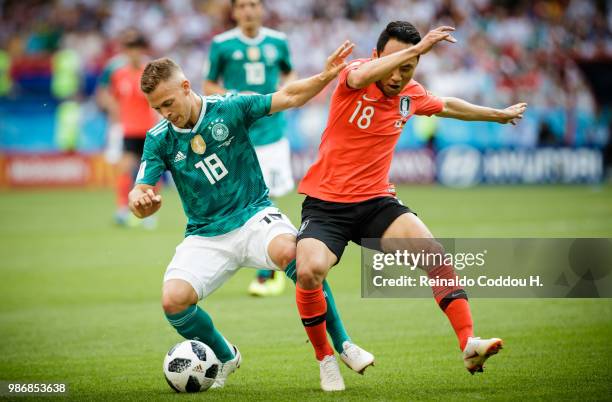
[{"left": 163, "top": 340, "right": 220, "bottom": 393}]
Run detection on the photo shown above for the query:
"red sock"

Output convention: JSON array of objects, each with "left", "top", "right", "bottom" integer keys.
[
  {"left": 296, "top": 285, "right": 333, "bottom": 361},
  {"left": 428, "top": 264, "right": 461, "bottom": 302},
  {"left": 116, "top": 172, "right": 132, "bottom": 208},
  {"left": 428, "top": 265, "right": 474, "bottom": 350},
  {"left": 443, "top": 298, "right": 473, "bottom": 350}
]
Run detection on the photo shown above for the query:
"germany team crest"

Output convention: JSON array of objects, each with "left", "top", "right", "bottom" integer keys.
[
  {"left": 190, "top": 134, "right": 206, "bottom": 154},
  {"left": 263, "top": 44, "right": 278, "bottom": 63},
  {"left": 212, "top": 123, "right": 229, "bottom": 141},
  {"left": 399, "top": 96, "right": 410, "bottom": 118}
]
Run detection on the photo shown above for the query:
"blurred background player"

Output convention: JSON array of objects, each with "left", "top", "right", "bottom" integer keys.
[
  {"left": 96, "top": 29, "right": 159, "bottom": 227},
  {"left": 203, "top": 0, "right": 296, "bottom": 296}
]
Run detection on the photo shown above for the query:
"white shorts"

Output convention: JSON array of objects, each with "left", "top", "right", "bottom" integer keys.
[
  {"left": 164, "top": 207, "right": 297, "bottom": 300},
  {"left": 255, "top": 137, "right": 294, "bottom": 198}
]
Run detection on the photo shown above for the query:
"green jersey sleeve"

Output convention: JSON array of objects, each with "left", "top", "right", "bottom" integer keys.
[
  {"left": 205, "top": 40, "right": 223, "bottom": 82},
  {"left": 279, "top": 39, "right": 292, "bottom": 74},
  {"left": 135, "top": 134, "right": 166, "bottom": 186},
  {"left": 231, "top": 93, "right": 273, "bottom": 127}
]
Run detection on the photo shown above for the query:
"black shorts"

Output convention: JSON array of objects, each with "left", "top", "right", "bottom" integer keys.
[
  {"left": 297, "top": 196, "right": 414, "bottom": 262},
  {"left": 123, "top": 137, "right": 146, "bottom": 155}
]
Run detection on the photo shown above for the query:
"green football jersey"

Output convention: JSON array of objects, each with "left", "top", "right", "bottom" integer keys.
[
  {"left": 136, "top": 93, "right": 273, "bottom": 237},
  {"left": 205, "top": 27, "right": 292, "bottom": 146}
]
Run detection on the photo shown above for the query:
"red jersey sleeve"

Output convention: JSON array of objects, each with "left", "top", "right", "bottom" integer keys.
[
  {"left": 411, "top": 81, "right": 444, "bottom": 116},
  {"left": 337, "top": 59, "right": 369, "bottom": 92}
]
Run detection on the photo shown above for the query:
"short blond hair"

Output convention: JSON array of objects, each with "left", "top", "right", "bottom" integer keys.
[{"left": 140, "top": 57, "right": 181, "bottom": 94}]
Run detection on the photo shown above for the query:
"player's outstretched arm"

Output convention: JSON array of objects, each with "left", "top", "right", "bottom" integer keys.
[
  {"left": 437, "top": 97, "right": 528, "bottom": 125},
  {"left": 128, "top": 185, "right": 162, "bottom": 218},
  {"left": 269, "top": 41, "right": 354, "bottom": 114},
  {"left": 347, "top": 26, "right": 456, "bottom": 90}
]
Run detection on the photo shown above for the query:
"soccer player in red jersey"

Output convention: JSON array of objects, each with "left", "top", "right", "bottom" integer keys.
[{"left": 294, "top": 22, "right": 527, "bottom": 391}]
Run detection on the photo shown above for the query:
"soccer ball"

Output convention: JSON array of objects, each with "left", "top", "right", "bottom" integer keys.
[{"left": 163, "top": 340, "right": 220, "bottom": 393}]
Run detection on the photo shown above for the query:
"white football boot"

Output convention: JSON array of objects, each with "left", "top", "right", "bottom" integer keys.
[
  {"left": 462, "top": 337, "right": 503, "bottom": 374},
  {"left": 211, "top": 345, "right": 241, "bottom": 388},
  {"left": 339, "top": 341, "right": 375, "bottom": 374},
  {"left": 247, "top": 273, "right": 286, "bottom": 296},
  {"left": 247, "top": 279, "right": 268, "bottom": 296},
  {"left": 319, "top": 355, "right": 345, "bottom": 391}
]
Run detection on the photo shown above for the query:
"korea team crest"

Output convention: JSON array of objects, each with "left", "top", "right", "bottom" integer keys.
[
  {"left": 190, "top": 134, "right": 206, "bottom": 154},
  {"left": 399, "top": 96, "right": 410, "bottom": 118}
]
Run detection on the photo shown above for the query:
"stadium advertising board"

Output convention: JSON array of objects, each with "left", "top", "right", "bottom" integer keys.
[
  {"left": 0, "top": 154, "right": 108, "bottom": 187},
  {"left": 437, "top": 146, "right": 603, "bottom": 187}
]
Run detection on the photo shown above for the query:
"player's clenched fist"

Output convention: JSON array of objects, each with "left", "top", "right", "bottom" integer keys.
[
  {"left": 129, "top": 187, "right": 162, "bottom": 218},
  {"left": 415, "top": 26, "right": 457, "bottom": 55}
]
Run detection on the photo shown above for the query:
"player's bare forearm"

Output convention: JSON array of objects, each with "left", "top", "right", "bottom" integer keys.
[
  {"left": 437, "top": 97, "right": 528, "bottom": 125},
  {"left": 203, "top": 80, "right": 227, "bottom": 95},
  {"left": 270, "top": 73, "right": 333, "bottom": 113},
  {"left": 347, "top": 26, "right": 456, "bottom": 89},
  {"left": 128, "top": 184, "right": 162, "bottom": 218},
  {"left": 347, "top": 47, "right": 421, "bottom": 89},
  {"left": 280, "top": 70, "right": 298, "bottom": 86},
  {"left": 437, "top": 97, "right": 500, "bottom": 121},
  {"left": 270, "top": 41, "right": 354, "bottom": 114}
]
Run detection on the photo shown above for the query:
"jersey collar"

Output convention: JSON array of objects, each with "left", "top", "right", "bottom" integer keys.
[
  {"left": 364, "top": 81, "right": 385, "bottom": 101},
  {"left": 171, "top": 94, "right": 207, "bottom": 134},
  {"left": 237, "top": 27, "right": 265, "bottom": 45}
]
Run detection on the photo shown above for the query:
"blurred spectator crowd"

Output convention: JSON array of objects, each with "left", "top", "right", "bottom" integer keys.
[{"left": 0, "top": 0, "right": 611, "bottom": 148}]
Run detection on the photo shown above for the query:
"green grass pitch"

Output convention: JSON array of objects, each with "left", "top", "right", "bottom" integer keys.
[{"left": 0, "top": 185, "right": 611, "bottom": 401}]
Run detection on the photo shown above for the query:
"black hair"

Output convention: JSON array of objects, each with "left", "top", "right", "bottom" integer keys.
[
  {"left": 121, "top": 29, "right": 148, "bottom": 49},
  {"left": 376, "top": 21, "right": 421, "bottom": 54}
]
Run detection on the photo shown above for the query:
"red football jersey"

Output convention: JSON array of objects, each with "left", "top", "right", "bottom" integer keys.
[
  {"left": 110, "top": 64, "right": 158, "bottom": 138},
  {"left": 298, "top": 59, "right": 444, "bottom": 203}
]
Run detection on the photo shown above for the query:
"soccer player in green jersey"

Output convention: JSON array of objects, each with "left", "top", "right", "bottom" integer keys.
[
  {"left": 203, "top": 0, "right": 296, "bottom": 296},
  {"left": 128, "top": 42, "right": 373, "bottom": 389}
]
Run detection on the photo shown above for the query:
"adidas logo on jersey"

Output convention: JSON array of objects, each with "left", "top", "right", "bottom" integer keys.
[
  {"left": 174, "top": 151, "right": 186, "bottom": 163},
  {"left": 232, "top": 50, "right": 244, "bottom": 60},
  {"left": 219, "top": 136, "right": 235, "bottom": 148}
]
